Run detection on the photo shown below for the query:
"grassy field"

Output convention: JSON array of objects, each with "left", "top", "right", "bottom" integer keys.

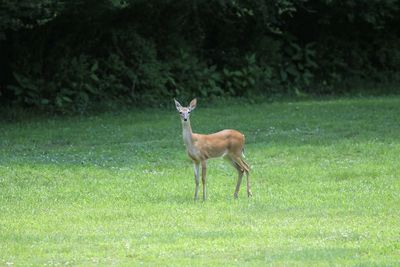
[{"left": 0, "top": 96, "right": 399, "bottom": 266}]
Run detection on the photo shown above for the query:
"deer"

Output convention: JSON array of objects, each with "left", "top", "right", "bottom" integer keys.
[{"left": 174, "top": 98, "right": 252, "bottom": 201}]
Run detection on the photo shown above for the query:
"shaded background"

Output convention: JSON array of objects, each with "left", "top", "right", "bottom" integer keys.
[{"left": 1, "top": 0, "right": 399, "bottom": 113}]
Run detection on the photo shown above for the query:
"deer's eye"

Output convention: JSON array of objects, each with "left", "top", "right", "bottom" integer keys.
[{"left": 179, "top": 112, "right": 182, "bottom": 114}]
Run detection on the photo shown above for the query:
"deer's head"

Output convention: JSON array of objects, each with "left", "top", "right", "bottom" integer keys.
[{"left": 174, "top": 98, "right": 197, "bottom": 122}]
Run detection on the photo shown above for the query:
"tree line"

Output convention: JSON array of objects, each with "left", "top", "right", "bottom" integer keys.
[{"left": 1, "top": 0, "right": 399, "bottom": 112}]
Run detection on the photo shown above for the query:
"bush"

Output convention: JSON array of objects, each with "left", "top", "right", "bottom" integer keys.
[
  {"left": 166, "top": 50, "right": 223, "bottom": 100},
  {"left": 9, "top": 55, "right": 101, "bottom": 113},
  {"left": 7, "top": 29, "right": 173, "bottom": 112}
]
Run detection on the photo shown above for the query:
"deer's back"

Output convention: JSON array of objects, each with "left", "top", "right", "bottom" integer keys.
[{"left": 191, "top": 129, "right": 245, "bottom": 160}]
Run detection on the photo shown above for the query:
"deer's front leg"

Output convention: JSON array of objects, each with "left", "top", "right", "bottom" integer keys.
[
  {"left": 201, "top": 160, "right": 207, "bottom": 201},
  {"left": 193, "top": 162, "right": 200, "bottom": 200}
]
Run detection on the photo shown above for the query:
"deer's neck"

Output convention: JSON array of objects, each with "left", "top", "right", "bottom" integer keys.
[{"left": 181, "top": 120, "right": 194, "bottom": 149}]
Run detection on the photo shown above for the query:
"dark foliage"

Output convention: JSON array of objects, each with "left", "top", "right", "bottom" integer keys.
[{"left": 1, "top": 0, "right": 399, "bottom": 112}]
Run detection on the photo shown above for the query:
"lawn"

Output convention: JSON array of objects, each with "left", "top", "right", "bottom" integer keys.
[{"left": 0, "top": 96, "right": 399, "bottom": 266}]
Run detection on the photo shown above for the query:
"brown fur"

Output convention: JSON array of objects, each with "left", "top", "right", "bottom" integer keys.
[{"left": 174, "top": 98, "right": 252, "bottom": 200}]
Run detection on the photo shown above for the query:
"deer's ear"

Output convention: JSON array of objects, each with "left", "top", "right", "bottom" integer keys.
[
  {"left": 174, "top": 99, "right": 183, "bottom": 111},
  {"left": 189, "top": 98, "right": 197, "bottom": 111}
]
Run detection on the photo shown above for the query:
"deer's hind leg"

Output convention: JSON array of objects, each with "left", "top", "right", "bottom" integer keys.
[
  {"left": 244, "top": 168, "right": 252, "bottom": 197},
  {"left": 228, "top": 154, "right": 252, "bottom": 198},
  {"left": 225, "top": 155, "right": 244, "bottom": 199},
  {"left": 233, "top": 162, "right": 244, "bottom": 199},
  {"left": 241, "top": 158, "right": 252, "bottom": 197}
]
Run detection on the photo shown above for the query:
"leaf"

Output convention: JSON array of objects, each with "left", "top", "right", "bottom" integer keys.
[
  {"left": 167, "top": 76, "right": 176, "bottom": 86},
  {"left": 62, "top": 96, "right": 72, "bottom": 102},
  {"left": 40, "top": 99, "right": 50, "bottom": 105},
  {"left": 247, "top": 54, "right": 256, "bottom": 64},
  {"left": 280, "top": 69, "right": 288, "bottom": 82},
  {"left": 232, "top": 71, "right": 242, "bottom": 77},
  {"left": 306, "top": 60, "right": 318, "bottom": 68},
  {"left": 90, "top": 74, "right": 99, "bottom": 82},
  {"left": 91, "top": 61, "right": 98, "bottom": 72},
  {"left": 290, "top": 43, "right": 302, "bottom": 51},
  {"left": 209, "top": 65, "right": 217, "bottom": 72},
  {"left": 249, "top": 77, "right": 256, "bottom": 85},
  {"left": 85, "top": 83, "right": 97, "bottom": 94},
  {"left": 286, "top": 65, "right": 299, "bottom": 76},
  {"left": 292, "top": 52, "right": 302, "bottom": 61}
]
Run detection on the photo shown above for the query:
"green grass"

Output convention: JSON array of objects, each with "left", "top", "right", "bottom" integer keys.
[{"left": 1, "top": 96, "right": 399, "bottom": 266}]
